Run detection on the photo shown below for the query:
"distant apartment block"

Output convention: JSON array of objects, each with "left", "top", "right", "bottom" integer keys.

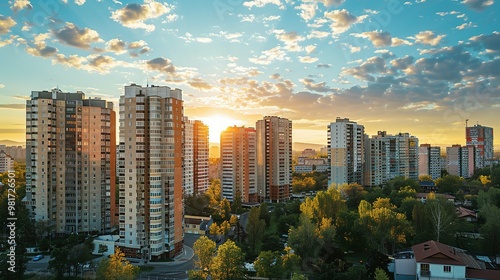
[
  {"left": 364, "top": 134, "right": 389, "bottom": 187},
  {"left": 118, "top": 84, "right": 183, "bottom": 260},
  {"left": 301, "top": 148, "right": 316, "bottom": 157},
  {"left": 183, "top": 118, "right": 209, "bottom": 196},
  {"left": 193, "top": 120, "right": 209, "bottom": 194},
  {"left": 183, "top": 117, "right": 194, "bottom": 196},
  {"left": 327, "top": 118, "right": 364, "bottom": 187},
  {"left": 256, "top": 116, "right": 292, "bottom": 203},
  {"left": 0, "top": 150, "right": 14, "bottom": 173},
  {"left": 466, "top": 124, "right": 494, "bottom": 169},
  {"left": 25, "top": 89, "right": 116, "bottom": 234},
  {"left": 0, "top": 145, "right": 26, "bottom": 162},
  {"left": 446, "top": 144, "right": 475, "bottom": 178},
  {"left": 221, "top": 126, "right": 257, "bottom": 203},
  {"left": 380, "top": 131, "right": 419, "bottom": 180},
  {"left": 294, "top": 157, "right": 329, "bottom": 173},
  {"left": 419, "top": 144, "right": 441, "bottom": 180}
]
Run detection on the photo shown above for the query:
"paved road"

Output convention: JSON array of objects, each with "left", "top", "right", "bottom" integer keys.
[
  {"left": 137, "top": 233, "right": 199, "bottom": 280},
  {"left": 25, "top": 233, "right": 201, "bottom": 280}
]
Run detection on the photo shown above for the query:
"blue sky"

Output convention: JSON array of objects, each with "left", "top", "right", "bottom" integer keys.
[{"left": 0, "top": 0, "right": 499, "bottom": 147}]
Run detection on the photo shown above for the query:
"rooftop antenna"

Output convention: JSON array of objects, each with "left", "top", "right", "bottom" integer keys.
[
  {"left": 466, "top": 119, "right": 468, "bottom": 128},
  {"left": 147, "top": 78, "right": 149, "bottom": 87}
]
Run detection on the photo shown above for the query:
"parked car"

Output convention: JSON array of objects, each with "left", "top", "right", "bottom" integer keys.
[{"left": 33, "top": 255, "right": 44, "bottom": 261}]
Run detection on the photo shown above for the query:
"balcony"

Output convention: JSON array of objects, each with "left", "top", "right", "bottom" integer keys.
[{"left": 420, "top": 270, "right": 430, "bottom": 277}]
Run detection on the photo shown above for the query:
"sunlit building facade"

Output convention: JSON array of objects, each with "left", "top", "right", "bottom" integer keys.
[
  {"left": 419, "top": 144, "right": 442, "bottom": 180},
  {"left": 328, "top": 118, "right": 364, "bottom": 187},
  {"left": 256, "top": 116, "right": 292, "bottom": 203},
  {"left": 466, "top": 124, "right": 494, "bottom": 169},
  {"left": 221, "top": 126, "right": 257, "bottom": 203},
  {"left": 118, "top": 84, "right": 183, "bottom": 260},
  {"left": 25, "top": 89, "right": 116, "bottom": 234}
]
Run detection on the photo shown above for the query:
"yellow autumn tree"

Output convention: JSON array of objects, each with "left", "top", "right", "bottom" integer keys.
[{"left": 96, "top": 248, "right": 139, "bottom": 280}]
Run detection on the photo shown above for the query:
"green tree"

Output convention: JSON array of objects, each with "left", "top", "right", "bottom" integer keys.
[
  {"left": 478, "top": 202, "right": 500, "bottom": 255},
  {"left": 436, "top": 175, "right": 464, "bottom": 194},
  {"left": 206, "top": 179, "right": 222, "bottom": 209},
  {"left": 340, "top": 183, "right": 366, "bottom": 210},
  {"left": 232, "top": 190, "right": 243, "bottom": 214},
  {"left": 374, "top": 268, "right": 390, "bottom": 280},
  {"left": 192, "top": 236, "right": 216, "bottom": 278},
  {"left": 426, "top": 197, "right": 457, "bottom": 242},
  {"left": 254, "top": 250, "right": 284, "bottom": 278},
  {"left": 220, "top": 198, "right": 232, "bottom": 221},
  {"left": 259, "top": 203, "right": 271, "bottom": 227},
  {"left": 288, "top": 214, "right": 318, "bottom": 260},
  {"left": 282, "top": 247, "right": 301, "bottom": 277},
  {"left": 49, "top": 246, "right": 70, "bottom": 279},
  {"left": 246, "top": 207, "right": 265, "bottom": 258},
  {"left": 96, "top": 248, "right": 139, "bottom": 280},
  {"left": 360, "top": 202, "right": 413, "bottom": 254},
  {"left": 210, "top": 240, "right": 244, "bottom": 280}
]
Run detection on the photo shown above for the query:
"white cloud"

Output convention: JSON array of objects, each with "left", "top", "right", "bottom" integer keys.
[
  {"left": 179, "top": 32, "right": 212, "bottom": 44},
  {"left": 414, "top": 30, "right": 446, "bottom": 46},
  {"left": 305, "top": 45, "right": 316, "bottom": 54},
  {"left": 0, "top": 16, "right": 16, "bottom": 35},
  {"left": 298, "top": 56, "right": 319, "bottom": 63},
  {"left": 243, "top": 0, "right": 284, "bottom": 9},
  {"left": 307, "top": 30, "right": 329, "bottom": 39},
  {"left": 324, "top": 9, "right": 367, "bottom": 35},
  {"left": 11, "top": 0, "right": 32, "bottom": 12},
  {"left": 263, "top": 15, "right": 281, "bottom": 21},
  {"left": 111, "top": 0, "right": 174, "bottom": 32},
  {"left": 249, "top": 46, "right": 287, "bottom": 65}
]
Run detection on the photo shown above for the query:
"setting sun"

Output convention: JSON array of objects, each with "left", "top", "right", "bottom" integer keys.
[{"left": 201, "top": 115, "right": 243, "bottom": 144}]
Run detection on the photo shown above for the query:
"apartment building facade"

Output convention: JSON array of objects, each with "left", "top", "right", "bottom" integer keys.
[
  {"left": 256, "top": 116, "right": 292, "bottom": 203},
  {"left": 25, "top": 89, "right": 116, "bottom": 234},
  {"left": 118, "top": 84, "right": 183, "bottom": 260},
  {"left": 327, "top": 118, "right": 364, "bottom": 187},
  {"left": 221, "top": 126, "right": 257, "bottom": 203}
]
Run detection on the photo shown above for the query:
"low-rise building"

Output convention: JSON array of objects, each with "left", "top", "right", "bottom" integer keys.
[{"left": 184, "top": 215, "right": 213, "bottom": 235}]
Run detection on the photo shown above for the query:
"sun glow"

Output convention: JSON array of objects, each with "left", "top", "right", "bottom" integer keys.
[{"left": 202, "top": 115, "right": 243, "bottom": 143}]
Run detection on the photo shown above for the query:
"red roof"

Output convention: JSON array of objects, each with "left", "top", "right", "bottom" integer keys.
[
  {"left": 412, "top": 240, "right": 465, "bottom": 266},
  {"left": 467, "top": 268, "right": 500, "bottom": 280},
  {"left": 457, "top": 206, "right": 476, "bottom": 218}
]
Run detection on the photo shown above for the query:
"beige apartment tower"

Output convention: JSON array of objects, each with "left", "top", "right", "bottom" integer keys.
[
  {"left": 25, "top": 89, "right": 116, "bottom": 234},
  {"left": 118, "top": 84, "right": 184, "bottom": 260},
  {"left": 256, "top": 116, "right": 292, "bottom": 203},
  {"left": 183, "top": 118, "right": 209, "bottom": 196},
  {"left": 221, "top": 126, "right": 257, "bottom": 203}
]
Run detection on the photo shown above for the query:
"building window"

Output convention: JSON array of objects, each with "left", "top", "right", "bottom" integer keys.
[
  {"left": 444, "top": 266, "right": 451, "bottom": 273},
  {"left": 420, "top": 263, "right": 430, "bottom": 276}
]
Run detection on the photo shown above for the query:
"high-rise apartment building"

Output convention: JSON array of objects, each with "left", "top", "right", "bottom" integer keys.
[
  {"left": 183, "top": 117, "right": 194, "bottom": 196},
  {"left": 446, "top": 145, "right": 475, "bottom": 178},
  {"left": 418, "top": 144, "right": 441, "bottom": 180},
  {"left": 118, "top": 84, "right": 183, "bottom": 260},
  {"left": 377, "top": 131, "right": 419, "bottom": 180},
  {"left": 363, "top": 134, "right": 389, "bottom": 187},
  {"left": 25, "top": 89, "right": 116, "bottom": 234},
  {"left": 256, "top": 116, "right": 292, "bottom": 203},
  {"left": 466, "top": 124, "right": 494, "bottom": 169},
  {"left": 183, "top": 118, "right": 209, "bottom": 196},
  {"left": 221, "top": 126, "right": 257, "bottom": 203},
  {"left": 327, "top": 118, "right": 364, "bottom": 187},
  {"left": 193, "top": 120, "right": 209, "bottom": 194},
  {"left": 0, "top": 150, "right": 14, "bottom": 173}
]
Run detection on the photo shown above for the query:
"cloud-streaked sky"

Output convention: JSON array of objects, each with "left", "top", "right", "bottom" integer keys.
[{"left": 0, "top": 0, "right": 499, "bottom": 148}]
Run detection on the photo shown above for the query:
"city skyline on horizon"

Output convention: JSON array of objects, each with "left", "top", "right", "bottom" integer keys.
[{"left": 1, "top": 0, "right": 499, "bottom": 149}]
